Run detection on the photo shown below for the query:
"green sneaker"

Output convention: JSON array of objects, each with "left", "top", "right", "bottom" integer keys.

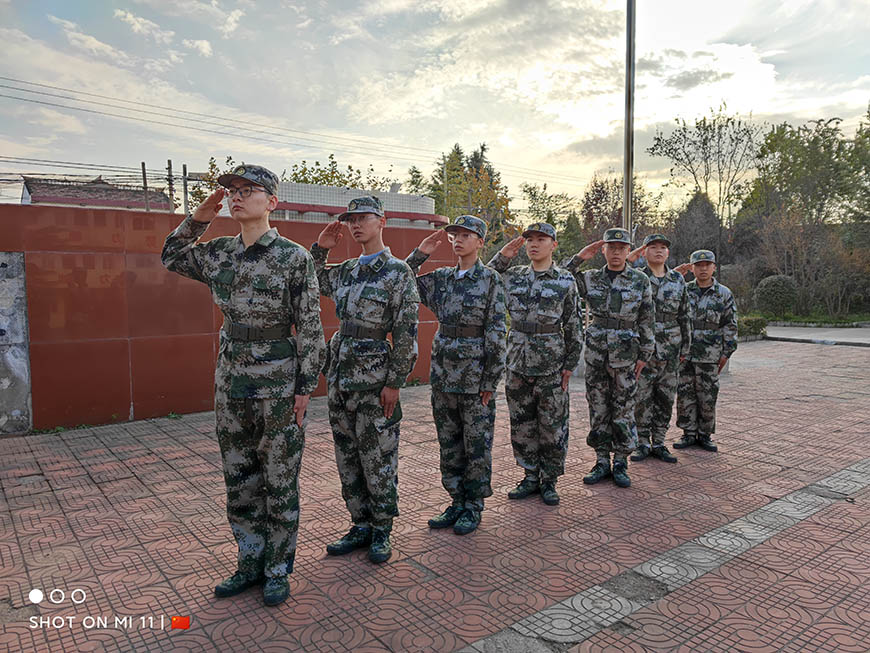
[
  {"left": 453, "top": 509, "right": 481, "bottom": 535},
  {"left": 630, "top": 443, "right": 650, "bottom": 461},
  {"left": 612, "top": 460, "right": 631, "bottom": 488},
  {"left": 582, "top": 462, "right": 611, "bottom": 485},
  {"left": 507, "top": 478, "right": 540, "bottom": 499},
  {"left": 326, "top": 525, "right": 372, "bottom": 556},
  {"left": 673, "top": 433, "right": 696, "bottom": 449},
  {"left": 368, "top": 528, "right": 392, "bottom": 563},
  {"left": 214, "top": 570, "right": 262, "bottom": 598},
  {"left": 428, "top": 504, "right": 464, "bottom": 529},
  {"left": 540, "top": 481, "right": 560, "bottom": 505},
  {"left": 263, "top": 576, "right": 289, "bottom": 607}
]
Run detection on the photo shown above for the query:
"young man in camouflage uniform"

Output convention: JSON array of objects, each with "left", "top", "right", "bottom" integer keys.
[
  {"left": 674, "top": 250, "right": 738, "bottom": 453},
  {"left": 405, "top": 216, "right": 506, "bottom": 535},
  {"left": 488, "top": 223, "right": 583, "bottom": 506},
  {"left": 625, "top": 234, "right": 690, "bottom": 464},
  {"left": 565, "top": 228, "right": 654, "bottom": 488},
  {"left": 162, "top": 164, "right": 325, "bottom": 607},
  {"left": 312, "top": 196, "right": 419, "bottom": 563}
]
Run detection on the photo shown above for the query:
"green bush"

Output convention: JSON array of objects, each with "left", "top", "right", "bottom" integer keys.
[
  {"left": 753, "top": 275, "right": 797, "bottom": 317},
  {"left": 738, "top": 315, "right": 767, "bottom": 336}
]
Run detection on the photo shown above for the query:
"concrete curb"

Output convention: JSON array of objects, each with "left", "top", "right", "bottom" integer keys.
[{"left": 764, "top": 335, "right": 870, "bottom": 348}]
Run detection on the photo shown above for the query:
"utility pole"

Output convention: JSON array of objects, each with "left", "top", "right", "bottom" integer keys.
[
  {"left": 166, "top": 159, "right": 175, "bottom": 213},
  {"left": 141, "top": 161, "right": 150, "bottom": 212},
  {"left": 182, "top": 163, "right": 189, "bottom": 217},
  {"left": 622, "top": 0, "right": 636, "bottom": 232}
]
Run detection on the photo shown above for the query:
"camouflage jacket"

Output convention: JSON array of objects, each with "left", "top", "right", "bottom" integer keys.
[
  {"left": 406, "top": 249, "right": 506, "bottom": 394},
  {"left": 487, "top": 253, "right": 583, "bottom": 377},
  {"left": 686, "top": 279, "right": 738, "bottom": 363},
  {"left": 311, "top": 243, "right": 419, "bottom": 392},
  {"left": 161, "top": 216, "right": 325, "bottom": 399},
  {"left": 637, "top": 265, "right": 691, "bottom": 361},
  {"left": 564, "top": 258, "right": 655, "bottom": 368}
]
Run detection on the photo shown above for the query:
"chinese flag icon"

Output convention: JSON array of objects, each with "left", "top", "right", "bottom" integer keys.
[{"left": 171, "top": 616, "right": 191, "bottom": 630}]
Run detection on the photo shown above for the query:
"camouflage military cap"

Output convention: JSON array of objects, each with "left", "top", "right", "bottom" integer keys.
[
  {"left": 522, "top": 222, "right": 557, "bottom": 240},
  {"left": 445, "top": 215, "right": 486, "bottom": 239},
  {"left": 603, "top": 227, "right": 631, "bottom": 244},
  {"left": 690, "top": 249, "right": 716, "bottom": 264},
  {"left": 217, "top": 164, "right": 279, "bottom": 196},
  {"left": 338, "top": 196, "right": 385, "bottom": 221},
  {"left": 642, "top": 233, "right": 671, "bottom": 247}
]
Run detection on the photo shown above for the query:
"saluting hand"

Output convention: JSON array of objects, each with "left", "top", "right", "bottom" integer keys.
[
  {"left": 627, "top": 245, "right": 646, "bottom": 263},
  {"left": 577, "top": 240, "right": 604, "bottom": 261},
  {"left": 317, "top": 220, "right": 344, "bottom": 249},
  {"left": 192, "top": 188, "right": 225, "bottom": 223},
  {"left": 674, "top": 263, "right": 692, "bottom": 276},
  {"left": 418, "top": 230, "right": 445, "bottom": 255},
  {"left": 499, "top": 236, "right": 525, "bottom": 259}
]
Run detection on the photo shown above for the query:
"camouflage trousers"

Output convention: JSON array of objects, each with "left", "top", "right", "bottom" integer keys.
[
  {"left": 214, "top": 387, "right": 304, "bottom": 579},
  {"left": 431, "top": 389, "right": 495, "bottom": 512},
  {"left": 677, "top": 361, "right": 719, "bottom": 436},
  {"left": 327, "top": 386, "right": 399, "bottom": 530},
  {"left": 585, "top": 360, "right": 638, "bottom": 459},
  {"left": 505, "top": 370, "right": 569, "bottom": 481},
  {"left": 635, "top": 358, "right": 679, "bottom": 446}
]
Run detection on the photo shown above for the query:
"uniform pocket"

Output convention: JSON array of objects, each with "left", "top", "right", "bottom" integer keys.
[
  {"left": 212, "top": 267, "right": 235, "bottom": 303},
  {"left": 356, "top": 287, "right": 390, "bottom": 324}
]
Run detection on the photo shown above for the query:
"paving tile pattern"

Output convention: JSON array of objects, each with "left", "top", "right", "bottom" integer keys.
[{"left": 1, "top": 341, "right": 869, "bottom": 652}]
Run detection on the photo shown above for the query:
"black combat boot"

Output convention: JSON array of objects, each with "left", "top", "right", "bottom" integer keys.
[
  {"left": 326, "top": 525, "right": 372, "bottom": 556},
  {"left": 540, "top": 481, "right": 560, "bottom": 505},
  {"left": 630, "top": 443, "right": 651, "bottom": 461},
  {"left": 612, "top": 459, "right": 631, "bottom": 488},
  {"left": 650, "top": 445, "right": 678, "bottom": 463},
  {"left": 368, "top": 527, "right": 392, "bottom": 563},
  {"left": 673, "top": 432, "right": 696, "bottom": 449},
  {"left": 583, "top": 461, "right": 611, "bottom": 485},
  {"left": 696, "top": 434, "right": 718, "bottom": 452},
  {"left": 214, "top": 569, "right": 263, "bottom": 598},
  {"left": 427, "top": 504, "right": 464, "bottom": 529},
  {"left": 262, "top": 576, "right": 290, "bottom": 606},
  {"left": 507, "top": 477, "right": 540, "bottom": 499}
]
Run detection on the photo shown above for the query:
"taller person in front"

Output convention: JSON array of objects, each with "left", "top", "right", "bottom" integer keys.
[
  {"left": 161, "top": 165, "right": 325, "bottom": 607},
  {"left": 565, "top": 228, "right": 654, "bottom": 489},
  {"left": 488, "top": 223, "right": 583, "bottom": 506},
  {"left": 311, "top": 196, "right": 419, "bottom": 564}
]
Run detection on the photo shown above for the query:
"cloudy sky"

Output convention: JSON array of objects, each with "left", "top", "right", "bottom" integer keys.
[{"left": 1, "top": 0, "right": 868, "bottom": 206}]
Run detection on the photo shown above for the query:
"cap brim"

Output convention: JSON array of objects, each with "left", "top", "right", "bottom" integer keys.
[
  {"left": 338, "top": 209, "right": 383, "bottom": 221},
  {"left": 445, "top": 224, "right": 481, "bottom": 235},
  {"left": 603, "top": 239, "right": 631, "bottom": 244},
  {"left": 645, "top": 238, "right": 671, "bottom": 246},
  {"left": 522, "top": 229, "right": 554, "bottom": 238},
  {"left": 216, "top": 173, "right": 246, "bottom": 188}
]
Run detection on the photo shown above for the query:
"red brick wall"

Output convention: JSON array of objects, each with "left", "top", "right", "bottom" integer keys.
[{"left": 0, "top": 205, "right": 456, "bottom": 429}]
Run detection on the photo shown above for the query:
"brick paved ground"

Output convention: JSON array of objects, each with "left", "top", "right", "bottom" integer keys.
[{"left": 1, "top": 340, "right": 868, "bottom": 652}]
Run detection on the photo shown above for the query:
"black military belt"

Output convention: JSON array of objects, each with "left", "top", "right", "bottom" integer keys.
[
  {"left": 592, "top": 315, "right": 636, "bottom": 329},
  {"left": 223, "top": 320, "right": 291, "bottom": 341},
  {"left": 693, "top": 319, "right": 720, "bottom": 330},
  {"left": 340, "top": 321, "right": 388, "bottom": 340},
  {"left": 512, "top": 320, "right": 561, "bottom": 334},
  {"left": 656, "top": 311, "right": 678, "bottom": 323},
  {"left": 439, "top": 324, "right": 485, "bottom": 338}
]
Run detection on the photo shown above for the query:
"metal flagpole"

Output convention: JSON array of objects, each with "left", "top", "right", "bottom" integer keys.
[{"left": 623, "top": 0, "right": 636, "bottom": 232}]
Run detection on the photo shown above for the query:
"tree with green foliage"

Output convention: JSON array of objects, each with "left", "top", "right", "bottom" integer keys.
[{"left": 520, "top": 182, "right": 575, "bottom": 228}]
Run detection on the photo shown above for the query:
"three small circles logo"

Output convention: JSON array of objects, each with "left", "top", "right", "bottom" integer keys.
[{"left": 29, "top": 588, "right": 87, "bottom": 605}]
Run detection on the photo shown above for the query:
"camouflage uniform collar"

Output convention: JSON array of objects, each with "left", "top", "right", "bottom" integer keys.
[
  {"left": 453, "top": 258, "right": 483, "bottom": 280},
  {"left": 233, "top": 227, "right": 279, "bottom": 251},
  {"left": 690, "top": 278, "right": 719, "bottom": 293},
  {"left": 598, "top": 263, "right": 632, "bottom": 279},
  {"left": 528, "top": 263, "right": 559, "bottom": 279},
  {"left": 642, "top": 264, "right": 678, "bottom": 280},
  {"left": 356, "top": 247, "right": 392, "bottom": 272}
]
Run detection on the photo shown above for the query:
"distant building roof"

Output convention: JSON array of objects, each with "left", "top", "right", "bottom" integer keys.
[{"left": 22, "top": 176, "right": 172, "bottom": 211}]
